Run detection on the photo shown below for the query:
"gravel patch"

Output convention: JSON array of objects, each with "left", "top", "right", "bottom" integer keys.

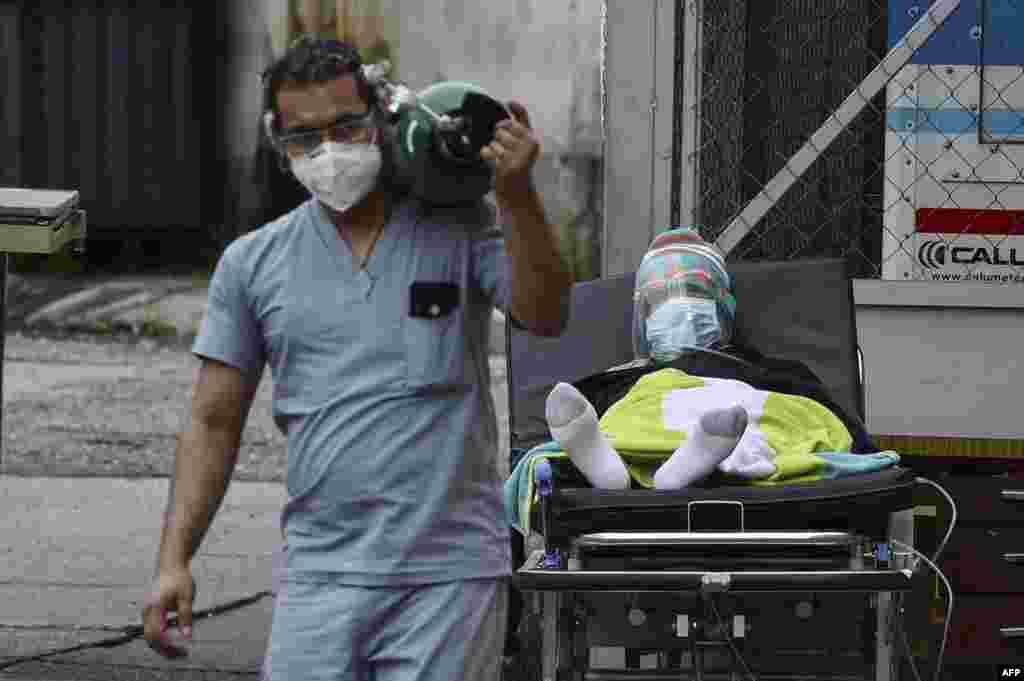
[{"left": 0, "top": 332, "right": 510, "bottom": 481}]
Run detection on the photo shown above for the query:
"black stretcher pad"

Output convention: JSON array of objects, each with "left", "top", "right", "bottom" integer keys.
[{"left": 533, "top": 469, "right": 917, "bottom": 545}]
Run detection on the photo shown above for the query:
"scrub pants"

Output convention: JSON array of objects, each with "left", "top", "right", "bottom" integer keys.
[{"left": 263, "top": 577, "right": 507, "bottom": 681}]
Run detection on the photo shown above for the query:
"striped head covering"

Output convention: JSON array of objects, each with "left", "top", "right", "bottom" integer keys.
[{"left": 634, "top": 226, "right": 736, "bottom": 342}]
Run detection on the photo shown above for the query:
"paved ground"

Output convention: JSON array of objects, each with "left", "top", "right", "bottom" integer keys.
[
  {"left": 0, "top": 271, "right": 511, "bottom": 481},
  {"left": 0, "top": 332, "right": 510, "bottom": 482},
  {"left": 0, "top": 273, "right": 514, "bottom": 681},
  {"left": 0, "top": 331, "right": 285, "bottom": 482},
  {"left": 5, "top": 273, "right": 208, "bottom": 340},
  {"left": 0, "top": 477, "right": 282, "bottom": 681}
]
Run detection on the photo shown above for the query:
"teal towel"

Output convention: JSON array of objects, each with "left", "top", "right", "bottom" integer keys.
[
  {"left": 816, "top": 451, "right": 901, "bottom": 479},
  {"left": 504, "top": 442, "right": 563, "bottom": 535}
]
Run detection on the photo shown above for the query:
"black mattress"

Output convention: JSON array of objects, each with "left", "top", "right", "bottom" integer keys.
[{"left": 533, "top": 468, "right": 917, "bottom": 545}]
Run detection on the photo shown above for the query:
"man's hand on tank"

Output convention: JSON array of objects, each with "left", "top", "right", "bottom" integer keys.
[{"left": 483, "top": 101, "right": 540, "bottom": 198}]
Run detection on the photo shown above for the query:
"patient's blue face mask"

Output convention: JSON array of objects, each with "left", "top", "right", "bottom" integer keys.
[{"left": 645, "top": 298, "right": 722, "bottom": 362}]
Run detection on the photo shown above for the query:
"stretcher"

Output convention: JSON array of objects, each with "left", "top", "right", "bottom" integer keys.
[{"left": 506, "top": 259, "right": 937, "bottom": 681}]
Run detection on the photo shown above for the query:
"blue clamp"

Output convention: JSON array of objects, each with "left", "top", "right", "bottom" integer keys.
[
  {"left": 875, "top": 543, "right": 891, "bottom": 562},
  {"left": 535, "top": 460, "right": 559, "bottom": 569},
  {"left": 536, "top": 460, "right": 553, "bottom": 497},
  {"left": 541, "top": 550, "right": 562, "bottom": 569}
]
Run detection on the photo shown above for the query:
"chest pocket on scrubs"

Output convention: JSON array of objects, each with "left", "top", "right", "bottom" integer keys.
[{"left": 404, "top": 279, "right": 470, "bottom": 390}]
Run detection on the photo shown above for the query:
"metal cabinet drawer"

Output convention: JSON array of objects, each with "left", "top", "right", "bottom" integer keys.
[
  {"left": 928, "top": 475, "right": 1024, "bottom": 525},
  {"left": 942, "top": 595, "right": 1024, "bottom": 663},
  {"left": 941, "top": 528, "right": 1024, "bottom": 594}
]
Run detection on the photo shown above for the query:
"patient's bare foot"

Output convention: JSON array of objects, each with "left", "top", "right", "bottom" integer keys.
[
  {"left": 654, "top": 405, "right": 748, "bottom": 489},
  {"left": 545, "top": 383, "right": 630, "bottom": 490}
]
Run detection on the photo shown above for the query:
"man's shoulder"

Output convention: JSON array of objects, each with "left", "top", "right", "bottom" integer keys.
[
  {"left": 222, "top": 201, "right": 310, "bottom": 270},
  {"left": 415, "top": 197, "right": 500, "bottom": 237}
]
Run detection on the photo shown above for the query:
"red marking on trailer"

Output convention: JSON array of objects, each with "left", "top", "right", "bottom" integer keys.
[{"left": 916, "top": 208, "right": 1024, "bottom": 236}]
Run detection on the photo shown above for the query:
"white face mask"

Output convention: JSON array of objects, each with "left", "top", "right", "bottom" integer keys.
[{"left": 290, "top": 141, "right": 382, "bottom": 214}]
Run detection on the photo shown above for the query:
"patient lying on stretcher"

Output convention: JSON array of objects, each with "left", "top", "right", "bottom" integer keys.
[
  {"left": 501, "top": 230, "right": 900, "bottom": 662},
  {"left": 538, "top": 227, "right": 893, "bottom": 491}
]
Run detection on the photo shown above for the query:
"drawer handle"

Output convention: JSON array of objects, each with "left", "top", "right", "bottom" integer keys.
[
  {"left": 1007, "top": 554, "right": 1024, "bottom": 564},
  {"left": 1002, "top": 490, "right": 1024, "bottom": 503},
  {"left": 1002, "top": 626, "right": 1024, "bottom": 639}
]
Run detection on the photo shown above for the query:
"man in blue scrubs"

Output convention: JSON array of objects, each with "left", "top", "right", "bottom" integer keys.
[{"left": 141, "top": 36, "right": 572, "bottom": 680}]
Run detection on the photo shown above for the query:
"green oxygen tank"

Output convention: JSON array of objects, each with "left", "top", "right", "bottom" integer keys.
[{"left": 364, "top": 63, "right": 510, "bottom": 206}]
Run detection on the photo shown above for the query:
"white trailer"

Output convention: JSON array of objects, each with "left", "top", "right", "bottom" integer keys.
[{"left": 884, "top": 0, "right": 1024, "bottom": 285}]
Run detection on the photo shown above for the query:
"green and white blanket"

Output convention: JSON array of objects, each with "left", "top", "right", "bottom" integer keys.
[{"left": 505, "top": 368, "right": 899, "bottom": 534}]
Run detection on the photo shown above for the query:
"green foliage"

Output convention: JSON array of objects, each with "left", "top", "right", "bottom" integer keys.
[
  {"left": 139, "top": 304, "right": 178, "bottom": 338},
  {"left": 189, "top": 252, "right": 218, "bottom": 287},
  {"left": 190, "top": 269, "right": 212, "bottom": 289},
  {"left": 93, "top": 320, "right": 114, "bottom": 335},
  {"left": 556, "top": 209, "right": 600, "bottom": 283},
  {"left": 360, "top": 35, "right": 398, "bottom": 83},
  {"left": 140, "top": 318, "right": 178, "bottom": 338},
  {"left": 361, "top": 40, "right": 396, "bottom": 75}
]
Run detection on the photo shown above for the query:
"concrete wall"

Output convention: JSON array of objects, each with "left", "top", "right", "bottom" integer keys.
[
  {"left": 221, "top": 1, "right": 279, "bottom": 239},
  {"left": 223, "top": 0, "right": 605, "bottom": 278},
  {"left": 224, "top": 8, "right": 271, "bottom": 168},
  {"left": 601, "top": 0, "right": 677, "bottom": 277},
  {"left": 254, "top": 0, "right": 604, "bottom": 154}
]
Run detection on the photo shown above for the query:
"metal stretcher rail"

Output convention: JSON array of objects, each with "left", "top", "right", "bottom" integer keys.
[
  {"left": 581, "top": 672, "right": 870, "bottom": 681},
  {"left": 574, "top": 531, "right": 864, "bottom": 548},
  {"left": 517, "top": 551, "right": 913, "bottom": 593}
]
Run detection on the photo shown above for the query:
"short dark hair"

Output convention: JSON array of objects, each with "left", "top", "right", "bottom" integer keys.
[{"left": 261, "top": 35, "right": 377, "bottom": 126}]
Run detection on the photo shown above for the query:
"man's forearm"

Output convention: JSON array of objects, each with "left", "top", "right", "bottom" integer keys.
[
  {"left": 499, "top": 185, "right": 573, "bottom": 336},
  {"left": 156, "top": 421, "right": 241, "bottom": 572}
]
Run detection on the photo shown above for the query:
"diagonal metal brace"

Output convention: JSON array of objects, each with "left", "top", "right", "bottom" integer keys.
[{"left": 714, "top": 0, "right": 965, "bottom": 256}]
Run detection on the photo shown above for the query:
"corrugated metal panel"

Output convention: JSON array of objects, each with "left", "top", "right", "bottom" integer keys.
[
  {"left": 0, "top": 3, "right": 22, "bottom": 187},
  {"left": 8, "top": 1, "right": 210, "bottom": 234}
]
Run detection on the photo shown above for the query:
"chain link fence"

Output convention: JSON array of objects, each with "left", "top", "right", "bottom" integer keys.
[{"left": 685, "top": 0, "right": 1024, "bottom": 285}]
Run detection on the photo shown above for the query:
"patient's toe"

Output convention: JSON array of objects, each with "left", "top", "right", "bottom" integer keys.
[
  {"left": 700, "top": 404, "right": 748, "bottom": 438},
  {"left": 545, "top": 382, "right": 589, "bottom": 427}
]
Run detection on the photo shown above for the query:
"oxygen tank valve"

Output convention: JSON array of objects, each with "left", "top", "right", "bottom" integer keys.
[
  {"left": 363, "top": 61, "right": 418, "bottom": 119},
  {"left": 387, "top": 84, "right": 418, "bottom": 115},
  {"left": 362, "top": 60, "right": 392, "bottom": 84}
]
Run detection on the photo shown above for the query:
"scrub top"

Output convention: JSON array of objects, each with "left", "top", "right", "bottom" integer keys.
[{"left": 193, "top": 196, "right": 514, "bottom": 585}]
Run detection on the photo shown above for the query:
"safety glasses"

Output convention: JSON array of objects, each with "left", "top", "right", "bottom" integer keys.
[{"left": 274, "top": 110, "right": 377, "bottom": 158}]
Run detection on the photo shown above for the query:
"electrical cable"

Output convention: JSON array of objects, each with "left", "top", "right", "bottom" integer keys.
[
  {"left": 706, "top": 594, "right": 758, "bottom": 681},
  {"left": 0, "top": 590, "right": 272, "bottom": 672},
  {"left": 889, "top": 477, "right": 956, "bottom": 681},
  {"left": 891, "top": 539, "right": 952, "bottom": 681},
  {"left": 894, "top": 592, "right": 925, "bottom": 681},
  {"left": 914, "top": 477, "right": 957, "bottom": 564}
]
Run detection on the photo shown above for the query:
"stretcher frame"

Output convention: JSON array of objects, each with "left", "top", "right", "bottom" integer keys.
[{"left": 505, "top": 259, "right": 921, "bottom": 681}]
